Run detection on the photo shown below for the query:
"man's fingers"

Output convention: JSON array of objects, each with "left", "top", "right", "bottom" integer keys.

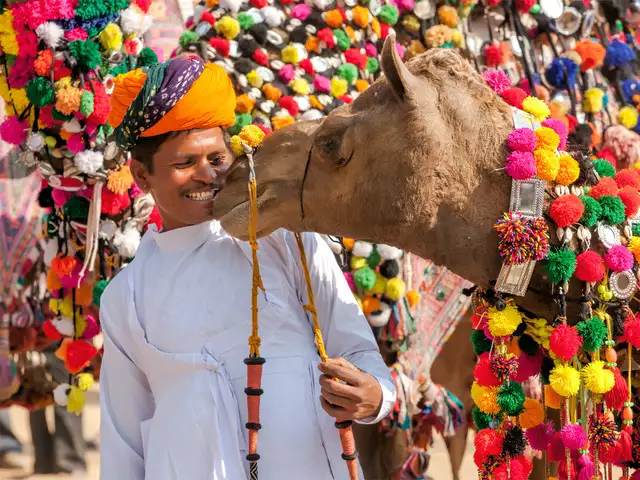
[
  {"left": 318, "top": 359, "right": 362, "bottom": 386},
  {"left": 319, "top": 375, "right": 360, "bottom": 400},
  {"left": 320, "top": 396, "right": 355, "bottom": 421},
  {"left": 320, "top": 387, "right": 354, "bottom": 410}
]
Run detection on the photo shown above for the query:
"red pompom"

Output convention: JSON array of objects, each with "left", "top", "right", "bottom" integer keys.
[
  {"left": 279, "top": 96, "right": 299, "bottom": 116},
  {"left": 209, "top": 37, "right": 231, "bottom": 57},
  {"left": 250, "top": 0, "right": 268, "bottom": 7},
  {"left": 254, "top": 123, "right": 272, "bottom": 136},
  {"left": 200, "top": 11, "right": 216, "bottom": 25},
  {"left": 101, "top": 188, "right": 131, "bottom": 216},
  {"left": 42, "top": 319, "right": 63, "bottom": 341},
  {"left": 87, "top": 80, "right": 110, "bottom": 125},
  {"left": 473, "top": 352, "right": 502, "bottom": 387},
  {"left": 550, "top": 194, "right": 584, "bottom": 227},
  {"left": 616, "top": 168, "right": 640, "bottom": 190},
  {"left": 317, "top": 28, "right": 336, "bottom": 48},
  {"left": 144, "top": 205, "right": 162, "bottom": 232},
  {"left": 622, "top": 313, "right": 640, "bottom": 348},
  {"left": 501, "top": 88, "right": 527, "bottom": 109},
  {"left": 494, "top": 455, "right": 532, "bottom": 480},
  {"left": 345, "top": 48, "right": 367, "bottom": 70},
  {"left": 338, "top": 94, "right": 353, "bottom": 104},
  {"left": 598, "top": 148, "right": 618, "bottom": 169},
  {"left": 589, "top": 176, "right": 619, "bottom": 199},
  {"left": 574, "top": 251, "right": 605, "bottom": 283},
  {"left": 619, "top": 186, "right": 640, "bottom": 217},
  {"left": 298, "top": 58, "right": 315, "bottom": 76},
  {"left": 547, "top": 432, "right": 566, "bottom": 462},
  {"left": 484, "top": 44, "right": 503, "bottom": 67},
  {"left": 379, "top": 23, "right": 391, "bottom": 39},
  {"left": 549, "top": 324, "right": 583, "bottom": 362},
  {"left": 516, "top": 0, "right": 535, "bottom": 12},
  {"left": 474, "top": 428, "right": 504, "bottom": 458},
  {"left": 65, "top": 340, "right": 98, "bottom": 375},
  {"left": 252, "top": 49, "right": 269, "bottom": 66},
  {"left": 604, "top": 367, "right": 628, "bottom": 411},
  {"left": 566, "top": 114, "right": 579, "bottom": 133},
  {"left": 134, "top": 0, "right": 152, "bottom": 12}
]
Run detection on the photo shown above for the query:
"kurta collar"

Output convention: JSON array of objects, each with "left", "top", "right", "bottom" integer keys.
[{"left": 150, "top": 221, "right": 222, "bottom": 252}]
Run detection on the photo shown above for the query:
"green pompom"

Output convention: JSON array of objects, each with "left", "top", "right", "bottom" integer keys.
[
  {"left": 441, "top": 41, "right": 455, "bottom": 49},
  {"left": 26, "top": 77, "right": 55, "bottom": 107},
  {"left": 366, "top": 57, "right": 379, "bottom": 74},
  {"left": 471, "top": 329, "right": 492, "bottom": 355},
  {"left": 110, "top": 62, "right": 130, "bottom": 77},
  {"left": 354, "top": 266, "right": 377, "bottom": 291},
  {"left": 52, "top": 109, "right": 72, "bottom": 122},
  {"left": 63, "top": 196, "right": 90, "bottom": 222},
  {"left": 137, "top": 47, "right": 158, "bottom": 67},
  {"left": 229, "top": 113, "right": 252, "bottom": 134},
  {"left": 543, "top": 248, "right": 576, "bottom": 284},
  {"left": 337, "top": 63, "right": 358, "bottom": 84},
  {"left": 179, "top": 31, "right": 200, "bottom": 49},
  {"left": 366, "top": 249, "right": 381, "bottom": 269},
  {"left": 472, "top": 407, "right": 492, "bottom": 430},
  {"left": 577, "top": 317, "right": 608, "bottom": 352},
  {"left": 68, "top": 40, "right": 102, "bottom": 70},
  {"left": 540, "top": 356, "right": 554, "bottom": 385},
  {"left": 101, "top": 124, "right": 114, "bottom": 137},
  {"left": 93, "top": 279, "right": 110, "bottom": 307},
  {"left": 518, "top": 334, "right": 539, "bottom": 357},
  {"left": 579, "top": 195, "right": 602, "bottom": 227},
  {"left": 592, "top": 159, "right": 616, "bottom": 178},
  {"left": 599, "top": 195, "right": 626, "bottom": 225},
  {"left": 75, "top": 0, "right": 129, "bottom": 20},
  {"left": 633, "top": 223, "right": 640, "bottom": 237},
  {"left": 79, "top": 90, "right": 94, "bottom": 116},
  {"left": 497, "top": 381, "right": 525, "bottom": 416},
  {"left": 334, "top": 29, "right": 350, "bottom": 50},
  {"left": 378, "top": 4, "right": 399, "bottom": 24},
  {"left": 238, "top": 12, "right": 254, "bottom": 30}
]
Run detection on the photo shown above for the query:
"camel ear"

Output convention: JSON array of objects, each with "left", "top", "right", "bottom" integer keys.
[{"left": 381, "top": 34, "right": 420, "bottom": 103}]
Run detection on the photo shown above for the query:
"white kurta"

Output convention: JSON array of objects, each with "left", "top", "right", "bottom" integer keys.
[{"left": 99, "top": 221, "right": 396, "bottom": 480}]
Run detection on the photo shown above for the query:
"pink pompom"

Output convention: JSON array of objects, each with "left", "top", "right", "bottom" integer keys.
[
  {"left": 314, "top": 75, "right": 331, "bottom": 93},
  {"left": 561, "top": 423, "right": 587, "bottom": 450},
  {"left": 395, "top": 43, "right": 405, "bottom": 59},
  {"left": 549, "top": 194, "right": 584, "bottom": 228},
  {"left": 344, "top": 272, "right": 356, "bottom": 292},
  {"left": 505, "top": 151, "right": 536, "bottom": 180},
  {"left": 514, "top": 349, "right": 542, "bottom": 382},
  {"left": 291, "top": 3, "right": 311, "bottom": 20},
  {"left": 507, "top": 128, "right": 537, "bottom": 152},
  {"left": 550, "top": 324, "right": 582, "bottom": 362},
  {"left": 129, "top": 183, "right": 144, "bottom": 198},
  {"left": 0, "top": 116, "right": 28, "bottom": 145},
  {"left": 526, "top": 422, "right": 554, "bottom": 450},
  {"left": 82, "top": 315, "right": 100, "bottom": 340},
  {"left": 59, "top": 261, "right": 86, "bottom": 289},
  {"left": 279, "top": 64, "right": 295, "bottom": 83},
  {"left": 547, "top": 432, "right": 566, "bottom": 462},
  {"left": 474, "top": 428, "right": 504, "bottom": 457},
  {"left": 365, "top": 43, "right": 377, "bottom": 57},
  {"left": 623, "top": 313, "right": 640, "bottom": 347},
  {"left": 65, "top": 28, "right": 88, "bottom": 41},
  {"left": 542, "top": 118, "right": 568, "bottom": 150},
  {"left": 482, "top": 69, "right": 511, "bottom": 95},
  {"left": 473, "top": 353, "right": 501, "bottom": 387},
  {"left": 577, "top": 453, "right": 594, "bottom": 480},
  {"left": 574, "top": 251, "right": 605, "bottom": 283},
  {"left": 85, "top": 122, "right": 98, "bottom": 138},
  {"left": 185, "top": 17, "right": 194, "bottom": 28},
  {"left": 604, "top": 245, "right": 634, "bottom": 272},
  {"left": 51, "top": 189, "right": 72, "bottom": 207},
  {"left": 67, "top": 133, "right": 85, "bottom": 154}
]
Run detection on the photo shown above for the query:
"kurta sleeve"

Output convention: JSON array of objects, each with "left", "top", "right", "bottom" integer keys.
[
  {"left": 99, "top": 275, "right": 155, "bottom": 480},
  {"left": 286, "top": 231, "right": 396, "bottom": 425}
]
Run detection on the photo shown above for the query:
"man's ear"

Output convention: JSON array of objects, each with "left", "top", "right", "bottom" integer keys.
[{"left": 130, "top": 158, "right": 151, "bottom": 192}]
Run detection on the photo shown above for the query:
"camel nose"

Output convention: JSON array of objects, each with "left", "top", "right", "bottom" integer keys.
[{"left": 220, "top": 156, "right": 248, "bottom": 187}]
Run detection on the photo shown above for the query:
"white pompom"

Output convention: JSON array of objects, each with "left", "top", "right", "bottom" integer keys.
[
  {"left": 36, "top": 22, "right": 64, "bottom": 48},
  {"left": 262, "top": 6, "right": 283, "bottom": 27},
  {"left": 220, "top": 0, "right": 244, "bottom": 14},
  {"left": 99, "top": 219, "right": 118, "bottom": 240},
  {"left": 300, "top": 109, "right": 324, "bottom": 121},
  {"left": 377, "top": 244, "right": 403, "bottom": 260},
  {"left": 44, "top": 239, "right": 58, "bottom": 266},
  {"left": 120, "top": 7, "right": 153, "bottom": 36},
  {"left": 320, "top": 234, "right": 343, "bottom": 255},
  {"left": 53, "top": 383, "right": 70, "bottom": 407},
  {"left": 52, "top": 317, "right": 75, "bottom": 337},
  {"left": 352, "top": 241, "right": 373, "bottom": 258},
  {"left": 62, "top": 118, "right": 82, "bottom": 134},
  {"left": 113, "top": 225, "right": 141, "bottom": 258},
  {"left": 74, "top": 150, "right": 104, "bottom": 175},
  {"left": 367, "top": 302, "right": 392, "bottom": 327}
]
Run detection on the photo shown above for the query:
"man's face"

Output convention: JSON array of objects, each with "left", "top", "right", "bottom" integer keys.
[{"left": 131, "top": 127, "right": 233, "bottom": 231}]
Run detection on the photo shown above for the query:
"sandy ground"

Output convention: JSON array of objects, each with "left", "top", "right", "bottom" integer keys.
[{"left": 0, "top": 392, "right": 477, "bottom": 480}]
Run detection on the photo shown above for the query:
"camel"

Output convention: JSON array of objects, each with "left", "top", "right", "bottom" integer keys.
[{"left": 214, "top": 34, "right": 560, "bottom": 320}]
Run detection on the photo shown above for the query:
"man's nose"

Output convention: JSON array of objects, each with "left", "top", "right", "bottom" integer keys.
[{"left": 192, "top": 157, "right": 216, "bottom": 184}]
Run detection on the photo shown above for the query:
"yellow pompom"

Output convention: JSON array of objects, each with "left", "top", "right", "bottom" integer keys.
[
  {"left": 76, "top": 373, "right": 94, "bottom": 392},
  {"left": 487, "top": 304, "right": 522, "bottom": 337},
  {"left": 385, "top": 278, "right": 406, "bottom": 301},
  {"left": 452, "top": 31, "right": 464, "bottom": 48},
  {"left": 581, "top": 360, "right": 615, "bottom": 394},
  {"left": 331, "top": 77, "right": 348, "bottom": 98},
  {"left": 471, "top": 382, "right": 500, "bottom": 414},
  {"left": 583, "top": 88, "right": 604, "bottom": 113},
  {"left": 354, "top": 295, "right": 363, "bottom": 310},
  {"left": 628, "top": 236, "right": 640, "bottom": 262},
  {"left": 437, "top": 5, "right": 459, "bottom": 27},
  {"left": 350, "top": 256, "right": 367, "bottom": 271},
  {"left": 290, "top": 78, "right": 309, "bottom": 96},
  {"left": 406, "top": 289, "right": 420, "bottom": 308},
  {"left": 535, "top": 127, "right": 560, "bottom": 151},
  {"left": 239, "top": 124, "right": 265, "bottom": 148},
  {"left": 0, "top": 10, "right": 19, "bottom": 56},
  {"left": 522, "top": 96, "right": 551, "bottom": 122},
  {"left": 215, "top": 16, "right": 240, "bottom": 39},
  {"left": 67, "top": 386, "right": 86, "bottom": 415},
  {"left": 370, "top": 273, "right": 387, "bottom": 295},
  {"left": 634, "top": 162, "right": 640, "bottom": 170},
  {"left": 534, "top": 149, "right": 560, "bottom": 181},
  {"left": 272, "top": 115, "right": 294, "bottom": 130},
  {"left": 45, "top": 136, "right": 57, "bottom": 148},
  {"left": 230, "top": 136, "right": 244, "bottom": 156},
  {"left": 75, "top": 314, "right": 86, "bottom": 338},
  {"left": 618, "top": 105, "right": 639, "bottom": 129},
  {"left": 281, "top": 44, "right": 300, "bottom": 64},
  {"left": 49, "top": 298, "right": 59, "bottom": 315},
  {"left": 549, "top": 364, "right": 580, "bottom": 397},
  {"left": 98, "top": 23, "right": 123, "bottom": 51},
  {"left": 519, "top": 398, "right": 544, "bottom": 428},
  {"left": 107, "top": 165, "right": 134, "bottom": 195},
  {"left": 555, "top": 155, "right": 580, "bottom": 186},
  {"left": 58, "top": 298, "right": 74, "bottom": 319},
  {"left": 246, "top": 70, "right": 263, "bottom": 89}
]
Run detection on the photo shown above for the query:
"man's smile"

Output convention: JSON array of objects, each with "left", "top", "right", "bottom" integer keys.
[{"left": 184, "top": 188, "right": 218, "bottom": 202}]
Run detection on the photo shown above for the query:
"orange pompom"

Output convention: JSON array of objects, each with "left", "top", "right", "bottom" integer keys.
[
  {"left": 406, "top": 290, "right": 420, "bottom": 308},
  {"left": 362, "top": 296, "right": 381, "bottom": 315},
  {"left": 262, "top": 84, "right": 282, "bottom": 103},
  {"left": 51, "top": 254, "right": 77, "bottom": 278},
  {"left": 75, "top": 282, "right": 94, "bottom": 307},
  {"left": 55, "top": 338, "right": 70, "bottom": 361},
  {"left": 236, "top": 93, "right": 256, "bottom": 114},
  {"left": 574, "top": 39, "right": 606, "bottom": 71},
  {"left": 342, "top": 238, "right": 355, "bottom": 250},
  {"left": 326, "top": 9, "right": 343, "bottom": 28},
  {"left": 544, "top": 384, "right": 563, "bottom": 409},
  {"left": 46, "top": 269, "right": 62, "bottom": 291}
]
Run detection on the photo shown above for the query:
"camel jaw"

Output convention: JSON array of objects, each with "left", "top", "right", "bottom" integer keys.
[{"left": 218, "top": 198, "right": 251, "bottom": 240}]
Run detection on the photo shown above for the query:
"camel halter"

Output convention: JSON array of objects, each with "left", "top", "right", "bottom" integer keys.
[
  {"left": 236, "top": 127, "right": 358, "bottom": 480},
  {"left": 299, "top": 146, "right": 313, "bottom": 221}
]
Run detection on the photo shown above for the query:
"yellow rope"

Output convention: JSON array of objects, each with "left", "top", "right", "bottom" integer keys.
[
  {"left": 294, "top": 233, "right": 329, "bottom": 363},
  {"left": 248, "top": 177, "right": 264, "bottom": 357}
]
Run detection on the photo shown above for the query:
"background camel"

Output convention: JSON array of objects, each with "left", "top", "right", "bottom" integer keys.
[{"left": 213, "top": 35, "right": 561, "bottom": 319}]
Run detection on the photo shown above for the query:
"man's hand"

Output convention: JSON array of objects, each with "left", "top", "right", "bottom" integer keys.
[{"left": 318, "top": 357, "right": 383, "bottom": 421}]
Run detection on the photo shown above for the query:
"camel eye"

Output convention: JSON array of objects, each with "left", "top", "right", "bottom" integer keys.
[{"left": 322, "top": 138, "right": 339, "bottom": 153}]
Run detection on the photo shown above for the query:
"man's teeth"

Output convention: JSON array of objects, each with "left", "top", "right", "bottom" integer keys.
[{"left": 185, "top": 190, "right": 215, "bottom": 201}]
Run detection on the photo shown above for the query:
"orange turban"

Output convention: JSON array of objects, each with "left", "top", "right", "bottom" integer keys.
[{"left": 109, "top": 55, "right": 236, "bottom": 149}]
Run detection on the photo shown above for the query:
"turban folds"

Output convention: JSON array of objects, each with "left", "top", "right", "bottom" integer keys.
[{"left": 109, "top": 55, "right": 236, "bottom": 149}]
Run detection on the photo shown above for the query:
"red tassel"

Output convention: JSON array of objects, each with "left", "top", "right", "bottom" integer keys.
[
  {"left": 64, "top": 340, "right": 98, "bottom": 374},
  {"left": 620, "top": 430, "right": 633, "bottom": 462},
  {"left": 604, "top": 367, "right": 628, "bottom": 411}
]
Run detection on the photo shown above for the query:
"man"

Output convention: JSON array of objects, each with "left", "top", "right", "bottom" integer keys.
[{"left": 99, "top": 54, "right": 395, "bottom": 479}]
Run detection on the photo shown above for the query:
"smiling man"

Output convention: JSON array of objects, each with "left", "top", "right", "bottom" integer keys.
[{"left": 99, "top": 54, "right": 395, "bottom": 480}]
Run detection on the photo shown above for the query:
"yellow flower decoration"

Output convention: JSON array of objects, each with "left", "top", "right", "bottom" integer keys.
[
  {"left": 535, "top": 127, "right": 560, "bottom": 151},
  {"left": 534, "top": 149, "right": 560, "bottom": 181},
  {"left": 522, "top": 96, "right": 551, "bottom": 122},
  {"left": 487, "top": 304, "right": 522, "bottom": 337},
  {"left": 556, "top": 155, "right": 580, "bottom": 186},
  {"left": 471, "top": 382, "right": 500, "bottom": 414},
  {"left": 76, "top": 373, "right": 94, "bottom": 392},
  {"left": 67, "top": 386, "right": 86, "bottom": 415},
  {"left": 239, "top": 124, "right": 265, "bottom": 147},
  {"left": 230, "top": 135, "right": 244, "bottom": 156}
]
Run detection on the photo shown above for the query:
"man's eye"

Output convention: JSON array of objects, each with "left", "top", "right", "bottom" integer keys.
[
  {"left": 209, "top": 156, "right": 225, "bottom": 166},
  {"left": 174, "top": 160, "right": 194, "bottom": 169}
]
